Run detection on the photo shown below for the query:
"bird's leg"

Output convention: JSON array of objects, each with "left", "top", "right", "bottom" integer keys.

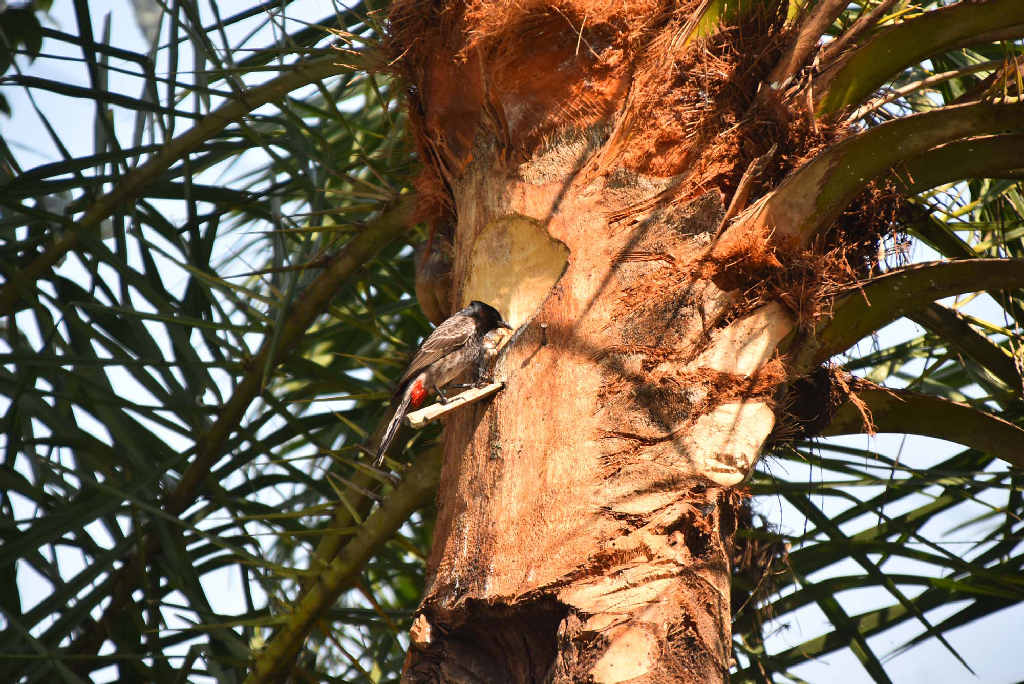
[{"left": 434, "top": 385, "right": 450, "bottom": 405}]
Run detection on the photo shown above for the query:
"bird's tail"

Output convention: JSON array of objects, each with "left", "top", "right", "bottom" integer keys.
[{"left": 375, "top": 390, "right": 413, "bottom": 466}]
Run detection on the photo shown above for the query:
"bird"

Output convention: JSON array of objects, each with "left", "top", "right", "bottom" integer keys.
[
  {"left": 414, "top": 238, "right": 453, "bottom": 326},
  {"left": 375, "top": 300, "right": 513, "bottom": 465}
]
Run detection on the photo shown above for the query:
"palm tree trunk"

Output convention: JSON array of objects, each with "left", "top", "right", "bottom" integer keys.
[{"left": 392, "top": 3, "right": 795, "bottom": 680}]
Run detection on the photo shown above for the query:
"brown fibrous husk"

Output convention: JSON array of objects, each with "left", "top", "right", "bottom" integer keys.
[
  {"left": 386, "top": 1, "right": 816, "bottom": 222},
  {"left": 386, "top": 0, "right": 906, "bottom": 439}
]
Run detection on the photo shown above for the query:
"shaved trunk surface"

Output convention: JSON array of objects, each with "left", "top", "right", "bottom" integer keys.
[
  {"left": 389, "top": 2, "right": 846, "bottom": 681},
  {"left": 406, "top": 132, "right": 758, "bottom": 684}
]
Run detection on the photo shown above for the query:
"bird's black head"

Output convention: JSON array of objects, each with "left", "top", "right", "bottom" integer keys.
[{"left": 467, "top": 300, "right": 513, "bottom": 331}]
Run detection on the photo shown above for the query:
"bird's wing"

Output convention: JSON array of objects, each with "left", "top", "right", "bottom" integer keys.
[{"left": 397, "top": 312, "right": 476, "bottom": 388}]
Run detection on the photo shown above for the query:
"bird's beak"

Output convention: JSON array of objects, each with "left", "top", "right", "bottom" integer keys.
[{"left": 500, "top": 321, "right": 513, "bottom": 330}]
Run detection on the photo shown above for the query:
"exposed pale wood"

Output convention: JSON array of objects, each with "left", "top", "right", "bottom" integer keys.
[
  {"left": 461, "top": 214, "right": 570, "bottom": 328},
  {"left": 404, "top": 382, "right": 505, "bottom": 429}
]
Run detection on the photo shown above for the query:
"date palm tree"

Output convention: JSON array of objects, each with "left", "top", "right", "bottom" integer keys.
[{"left": 0, "top": 1, "right": 1022, "bottom": 683}]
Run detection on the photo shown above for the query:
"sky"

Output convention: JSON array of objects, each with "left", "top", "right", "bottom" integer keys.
[{"left": 2, "top": 1, "right": 1022, "bottom": 682}]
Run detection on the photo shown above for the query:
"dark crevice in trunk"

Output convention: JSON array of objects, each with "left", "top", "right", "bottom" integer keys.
[{"left": 405, "top": 599, "right": 567, "bottom": 684}]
